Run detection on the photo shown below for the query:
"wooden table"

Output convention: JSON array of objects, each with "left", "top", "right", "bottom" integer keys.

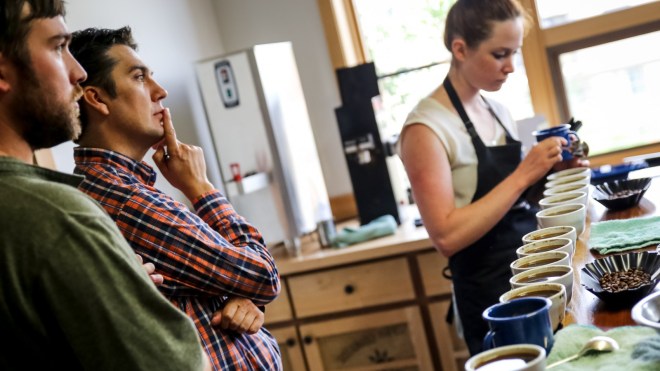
[
  {"left": 272, "top": 177, "right": 659, "bottom": 333},
  {"left": 566, "top": 178, "right": 659, "bottom": 328}
]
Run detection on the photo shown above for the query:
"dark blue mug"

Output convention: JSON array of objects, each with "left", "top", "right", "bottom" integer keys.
[
  {"left": 482, "top": 297, "right": 554, "bottom": 353},
  {"left": 532, "top": 124, "right": 580, "bottom": 161}
]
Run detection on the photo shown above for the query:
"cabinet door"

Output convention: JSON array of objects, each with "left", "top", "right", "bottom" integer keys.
[
  {"left": 265, "top": 281, "right": 293, "bottom": 325},
  {"left": 270, "top": 326, "right": 306, "bottom": 371},
  {"left": 428, "top": 301, "right": 469, "bottom": 371},
  {"left": 299, "top": 307, "right": 432, "bottom": 371}
]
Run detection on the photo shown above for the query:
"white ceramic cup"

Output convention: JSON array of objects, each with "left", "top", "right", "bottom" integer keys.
[
  {"left": 536, "top": 203, "right": 586, "bottom": 236},
  {"left": 464, "top": 343, "right": 546, "bottom": 371},
  {"left": 510, "top": 251, "right": 571, "bottom": 276},
  {"left": 516, "top": 237, "right": 574, "bottom": 259},
  {"left": 510, "top": 264, "right": 574, "bottom": 303},
  {"left": 545, "top": 174, "right": 590, "bottom": 189},
  {"left": 522, "top": 225, "right": 577, "bottom": 247},
  {"left": 500, "top": 283, "right": 567, "bottom": 332},
  {"left": 547, "top": 167, "right": 591, "bottom": 181},
  {"left": 539, "top": 191, "right": 588, "bottom": 209},
  {"left": 543, "top": 183, "right": 590, "bottom": 198}
]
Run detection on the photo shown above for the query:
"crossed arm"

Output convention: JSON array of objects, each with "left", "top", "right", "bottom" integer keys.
[{"left": 136, "top": 108, "right": 277, "bottom": 333}]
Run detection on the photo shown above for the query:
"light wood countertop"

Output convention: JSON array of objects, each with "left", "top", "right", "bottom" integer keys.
[{"left": 272, "top": 207, "right": 433, "bottom": 275}]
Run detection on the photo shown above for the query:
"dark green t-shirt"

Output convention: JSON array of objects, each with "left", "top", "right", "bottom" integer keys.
[{"left": 0, "top": 157, "right": 204, "bottom": 370}]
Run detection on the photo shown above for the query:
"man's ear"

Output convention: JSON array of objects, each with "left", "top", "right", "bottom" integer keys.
[
  {"left": 451, "top": 38, "right": 468, "bottom": 63},
  {"left": 82, "top": 86, "right": 110, "bottom": 116}
]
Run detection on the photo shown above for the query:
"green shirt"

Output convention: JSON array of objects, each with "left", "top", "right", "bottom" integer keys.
[{"left": 0, "top": 157, "right": 204, "bottom": 370}]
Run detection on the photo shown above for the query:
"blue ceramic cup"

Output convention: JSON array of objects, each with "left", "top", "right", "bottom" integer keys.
[
  {"left": 532, "top": 124, "right": 580, "bottom": 160},
  {"left": 482, "top": 297, "right": 554, "bottom": 353}
]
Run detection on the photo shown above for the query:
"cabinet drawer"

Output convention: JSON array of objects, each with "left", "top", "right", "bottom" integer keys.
[
  {"left": 288, "top": 258, "right": 415, "bottom": 318},
  {"left": 417, "top": 251, "right": 452, "bottom": 296},
  {"left": 265, "top": 281, "right": 293, "bottom": 324}
]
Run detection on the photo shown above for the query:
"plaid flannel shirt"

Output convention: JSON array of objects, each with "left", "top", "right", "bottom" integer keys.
[{"left": 74, "top": 148, "right": 281, "bottom": 371}]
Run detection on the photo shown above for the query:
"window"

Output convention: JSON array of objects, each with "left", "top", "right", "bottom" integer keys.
[
  {"left": 538, "top": 0, "right": 660, "bottom": 157},
  {"left": 350, "top": 0, "right": 450, "bottom": 140},
  {"left": 350, "top": 0, "right": 534, "bottom": 141},
  {"left": 536, "top": 0, "right": 658, "bottom": 28},
  {"left": 557, "top": 31, "right": 660, "bottom": 155},
  {"left": 319, "top": 0, "right": 660, "bottom": 163}
]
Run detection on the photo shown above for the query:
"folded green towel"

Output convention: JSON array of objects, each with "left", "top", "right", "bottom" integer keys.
[
  {"left": 589, "top": 216, "right": 660, "bottom": 254},
  {"left": 547, "top": 324, "right": 660, "bottom": 370},
  {"left": 332, "top": 215, "right": 397, "bottom": 248}
]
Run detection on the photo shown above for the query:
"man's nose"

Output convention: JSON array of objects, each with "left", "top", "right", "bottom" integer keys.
[
  {"left": 152, "top": 81, "right": 167, "bottom": 101},
  {"left": 67, "top": 51, "right": 87, "bottom": 84}
]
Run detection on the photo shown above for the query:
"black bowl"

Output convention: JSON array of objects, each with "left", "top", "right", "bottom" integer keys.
[
  {"left": 592, "top": 177, "right": 652, "bottom": 211},
  {"left": 581, "top": 251, "right": 660, "bottom": 308}
]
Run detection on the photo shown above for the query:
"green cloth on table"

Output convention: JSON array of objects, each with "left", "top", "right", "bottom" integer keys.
[
  {"left": 332, "top": 214, "right": 397, "bottom": 247},
  {"left": 546, "top": 324, "right": 660, "bottom": 370},
  {"left": 588, "top": 216, "right": 660, "bottom": 254}
]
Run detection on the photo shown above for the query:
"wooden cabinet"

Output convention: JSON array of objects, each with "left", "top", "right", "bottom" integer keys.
[
  {"left": 266, "top": 248, "right": 469, "bottom": 370},
  {"left": 300, "top": 307, "right": 432, "bottom": 370},
  {"left": 416, "top": 251, "right": 452, "bottom": 296},
  {"left": 417, "top": 251, "right": 469, "bottom": 371},
  {"left": 265, "top": 281, "right": 293, "bottom": 325},
  {"left": 288, "top": 258, "right": 415, "bottom": 317},
  {"left": 270, "top": 327, "right": 306, "bottom": 371},
  {"left": 429, "top": 301, "right": 469, "bottom": 371}
]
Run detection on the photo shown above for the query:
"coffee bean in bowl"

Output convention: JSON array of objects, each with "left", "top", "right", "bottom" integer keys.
[
  {"left": 599, "top": 268, "right": 651, "bottom": 293},
  {"left": 581, "top": 251, "right": 660, "bottom": 308}
]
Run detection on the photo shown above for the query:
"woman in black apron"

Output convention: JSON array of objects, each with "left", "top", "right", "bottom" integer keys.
[
  {"left": 398, "top": 0, "right": 586, "bottom": 356},
  {"left": 444, "top": 76, "right": 539, "bottom": 355}
]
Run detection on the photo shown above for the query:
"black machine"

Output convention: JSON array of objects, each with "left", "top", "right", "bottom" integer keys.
[{"left": 334, "top": 63, "right": 400, "bottom": 225}]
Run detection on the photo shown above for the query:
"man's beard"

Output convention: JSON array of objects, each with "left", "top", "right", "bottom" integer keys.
[{"left": 13, "top": 72, "right": 83, "bottom": 150}]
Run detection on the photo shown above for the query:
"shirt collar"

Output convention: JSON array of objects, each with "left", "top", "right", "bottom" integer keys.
[
  {"left": 0, "top": 156, "right": 84, "bottom": 187},
  {"left": 74, "top": 147, "right": 158, "bottom": 186}
]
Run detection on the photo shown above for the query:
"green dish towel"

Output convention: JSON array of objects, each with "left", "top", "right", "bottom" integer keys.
[
  {"left": 547, "top": 324, "right": 660, "bottom": 370},
  {"left": 589, "top": 216, "right": 660, "bottom": 254},
  {"left": 332, "top": 215, "right": 397, "bottom": 248}
]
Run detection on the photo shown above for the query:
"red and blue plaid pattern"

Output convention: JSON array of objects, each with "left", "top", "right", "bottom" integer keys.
[{"left": 74, "top": 147, "right": 281, "bottom": 370}]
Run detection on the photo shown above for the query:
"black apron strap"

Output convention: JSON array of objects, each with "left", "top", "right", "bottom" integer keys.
[{"left": 443, "top": 77, "right": 481, "bottom": 142}]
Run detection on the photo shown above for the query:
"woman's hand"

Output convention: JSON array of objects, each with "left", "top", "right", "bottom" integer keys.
[
  {"left": 513, "top": 137, "right": 565, "bottom": 187},
  {"left": 554, "top": 141, "right": 590, "bottom": 171}
]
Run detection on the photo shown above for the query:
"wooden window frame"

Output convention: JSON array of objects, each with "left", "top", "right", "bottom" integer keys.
[{"left": 318, "top": 0, "right": 660, "bottom": 166}]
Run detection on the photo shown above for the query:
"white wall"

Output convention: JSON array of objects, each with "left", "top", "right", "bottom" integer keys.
[
  {"left": 212, "top": 0, "right": 352, "bottom": 198},
  {"left": 52, "top": 0, "right": 352, "bottom": 201},
  {"left": 51, "top": 0, "right": 226, "bottom": 201}
]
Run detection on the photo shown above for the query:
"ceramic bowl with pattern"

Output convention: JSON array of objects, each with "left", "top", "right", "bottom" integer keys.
[
  {"left": 581, "top": 251, "right": 660, "bottom": 308},
  {"left": 592, "top": 177, "right": 652, "bottom": 211}
]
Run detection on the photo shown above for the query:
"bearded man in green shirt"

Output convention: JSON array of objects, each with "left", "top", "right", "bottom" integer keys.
[{"left": 0, "top": 1, "right": 211, "bottom": 369}]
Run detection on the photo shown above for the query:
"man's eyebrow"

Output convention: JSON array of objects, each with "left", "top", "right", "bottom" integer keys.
[
  {"left": 128, "top": 65, "right": 150, "bottom": 74},
  {"left": 48, "top": 33, "right": 71, "bottom": 43}
]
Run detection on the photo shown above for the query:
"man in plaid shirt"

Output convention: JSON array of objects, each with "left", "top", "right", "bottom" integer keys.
[{"left": 69, "top": 26, "right": 282, "bottom": 370}]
